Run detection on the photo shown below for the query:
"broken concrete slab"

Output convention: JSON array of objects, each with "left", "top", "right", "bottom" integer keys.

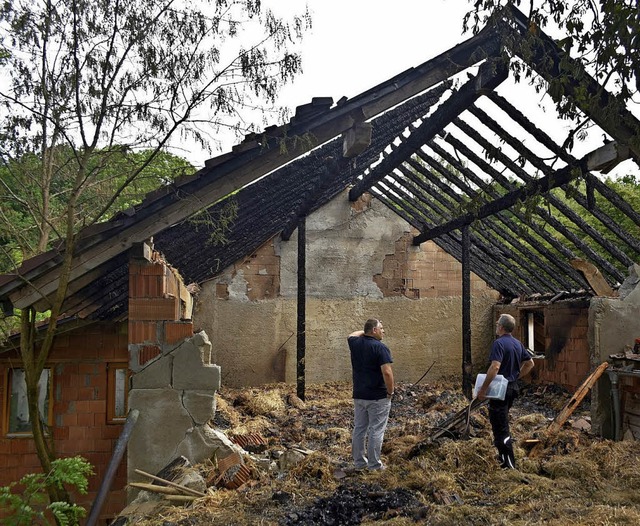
[
  {"left": 182, "top": 390, "right": 217, "bottom": 425},
  {"left": 131, "top": 354, "right": 173, "bottom": 389}
]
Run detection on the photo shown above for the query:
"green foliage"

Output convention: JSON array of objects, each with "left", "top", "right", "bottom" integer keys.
[
  {"left": 0, "top": 148, "right": 194, "bottom": 273},
  {"left": 464, "top": 1, "right": 640, "bottom": 117},
  {"left": 0, "top": 456, "right": 93, "bottom": 526},
  {"left": 190, "top": 196, "right": 239, "bottom": 246}
]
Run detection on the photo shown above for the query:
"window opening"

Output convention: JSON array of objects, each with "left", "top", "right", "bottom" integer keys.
[{"left": 7, "top": 368, "right": 52, "bottom": 434}]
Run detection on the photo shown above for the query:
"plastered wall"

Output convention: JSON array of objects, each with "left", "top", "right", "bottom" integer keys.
[
  {"left": 589, "top": 265, "right": 640, "bottom": 437},
  {"left": 195, "top": 190, "right": 499, "bottom": 387}
]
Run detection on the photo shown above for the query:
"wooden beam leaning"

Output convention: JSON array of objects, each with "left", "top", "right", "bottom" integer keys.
[
  {"left": 413, "top": 143, "right": 620, "bottom": 245},
  {"left": 348, "top": 59, "right": 509, "bottom": 202}
]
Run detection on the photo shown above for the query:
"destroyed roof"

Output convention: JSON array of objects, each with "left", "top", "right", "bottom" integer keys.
[{"left": 1, "top": 4, "right": 640, "bottom": 321}]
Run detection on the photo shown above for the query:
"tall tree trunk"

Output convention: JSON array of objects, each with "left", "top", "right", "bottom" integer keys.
[{"left": 20, "top": 308, "right": 70, "bottom": 506}]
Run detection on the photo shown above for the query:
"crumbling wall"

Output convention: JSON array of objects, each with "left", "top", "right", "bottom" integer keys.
[
  {"left": 127, "top": 246, "right": 230, "bottom": 502},
  {"left": 194, "top": 189, "right": 499, "bottom": 387},
  {"left": 127, "top": 331, "right": 224, "bottom": 500},
  {"left": 589, "top": 264, "right": 640, "bottom": 438}
]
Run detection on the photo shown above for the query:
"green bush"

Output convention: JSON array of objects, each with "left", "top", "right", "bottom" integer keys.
[{"left": 0, "top": 456, "right": 94, "bottom": 526}]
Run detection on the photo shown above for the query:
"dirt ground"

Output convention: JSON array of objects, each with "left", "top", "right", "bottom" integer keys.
[{"left": 129, "top": 378, "right": 640, "bottom": 526}]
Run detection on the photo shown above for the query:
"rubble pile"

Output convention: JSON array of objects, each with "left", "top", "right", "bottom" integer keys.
[{"left": 123, "top": 379, "right": 640, "bottom": 526}]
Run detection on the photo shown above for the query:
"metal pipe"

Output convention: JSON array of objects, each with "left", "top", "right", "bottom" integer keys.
[
  {"left": 607, "top": 371, "right": 621, "bottom": 441},
  {"left": 86, "top": 408, "right": 140, "bottom": 526}
]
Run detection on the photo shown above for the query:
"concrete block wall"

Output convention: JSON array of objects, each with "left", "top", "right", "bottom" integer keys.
[
  {"left": 589, "top": 271, "right": 640, "bottom": 437},
  {"left": 0, "top": 322, "right": 129, "bottom": 521}
]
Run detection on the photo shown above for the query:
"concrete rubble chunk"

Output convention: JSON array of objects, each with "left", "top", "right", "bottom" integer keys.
[{"left": 175, "top": 424, "right": 243, "bottom": 465}]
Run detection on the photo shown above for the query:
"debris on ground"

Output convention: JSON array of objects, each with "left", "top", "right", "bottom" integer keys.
[{"left": 121, "top": 379, "right": 640, "bottom": 526}]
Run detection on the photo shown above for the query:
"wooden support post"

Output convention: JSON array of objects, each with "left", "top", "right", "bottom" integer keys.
[
  {"left": 297, "top": 217, "right": 306, "bottom": 401},
  {"left": 462, "top": 224, "right": 473, "bottom": 399}
]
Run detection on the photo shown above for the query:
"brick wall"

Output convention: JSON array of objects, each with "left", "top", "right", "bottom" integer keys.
[
  {"left": 0, "top": 321, "right": 128, "bottom": 523},
  {"left": 214, "top": 240, "right": 280, "bottom": 301},
  {"left": 374, "top": 233, "right": 492, "bottom": 298},
  {"left": 497, "top": 301, "right": 591, "bottom": 392}
]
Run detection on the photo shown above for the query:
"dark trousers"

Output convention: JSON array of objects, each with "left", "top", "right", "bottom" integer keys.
[{"left": 488, "top": 383, "right": 519, "bottom": 468}]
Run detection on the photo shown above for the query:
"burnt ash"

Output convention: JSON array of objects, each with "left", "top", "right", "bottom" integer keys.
[{"left": 280, "top": 482, "right": 429, "bottom": 525}]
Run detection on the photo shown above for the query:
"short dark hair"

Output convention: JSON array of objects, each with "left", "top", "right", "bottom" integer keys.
[
  {"left": 364, "top": 318, "right": 380, "bottom": 334},
  {"left": 497, "top": 314, "right": 516, "bottom": 333}
]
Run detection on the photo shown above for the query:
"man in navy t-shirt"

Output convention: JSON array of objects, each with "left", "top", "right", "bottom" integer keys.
[
  {"left": 348, "top": 318, "right": 394, "bottom": 470},
  {"left": 478, "top": 313, "right": 534, "bottom": 469}
]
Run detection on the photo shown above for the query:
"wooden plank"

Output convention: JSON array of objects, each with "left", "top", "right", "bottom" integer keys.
[
  {"left": 134, "top": 469, "right": 206, "bottom": 497},
  {"left": 570, "top": 259, "right": 616, "bottom": 297},
  {"left": 128, "top": 482, "right": 179, "bottom": 495},
  {"left": 547, "top": 362, "right": 609, "bottom": 435}
]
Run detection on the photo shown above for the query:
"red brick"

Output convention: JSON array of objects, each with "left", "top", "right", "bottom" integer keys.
[
  {"left": 68, "top": 426, "right": 85, "bottom": 441},
  {"left": 10, "top": 439, "right": 31, "bottom": 454},
  {"left": 63, "top": 413, "right": 78, "bottom": 426},
  {"left": 75, "top": 400, "right": 91, "bottom": 413},
  {"left": 77, "top": 412, "right": 94, "bottom": 426},
  {"left": 79, "top": 363, "right": 98, "bottom": 375},
  {"left": 53, "top": 427, "right": 69, "bottom": 440},
  {"left": 103, "top": 424, "right": 124, "bottom": 439},
  {"left": 23, "top": 454, "right": 40, "bottom": 468},
  {"left": 129, "top": 297, "right": 179, "bottom": 321},
  {"left": 94, "top": 439, "right": 112, "bottom": 452},
  {"left": 164, "top": 321, "right": 194, "bottom": 344}
]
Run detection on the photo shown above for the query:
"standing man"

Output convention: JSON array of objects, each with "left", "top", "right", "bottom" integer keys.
[
  {"left": 478, "top": 313, "right": 534, "bottom": 469},
  {"left": 348, "top": 318, "right": 394, "bottom": 471}
]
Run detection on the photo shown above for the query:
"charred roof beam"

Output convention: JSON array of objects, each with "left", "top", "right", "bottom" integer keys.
[
  {"left": 407, "top": 152, "right": 584, "bottom": 291},
  {"left": 412, "top": 143, "right": 625, "bottom": 282},
  {"left": 485, "top": 91, "right": 640, "bottom": 231},
  {"left": 446, "top": 121, "right": 623, "bottom": 282},
  {"left": 468, "top": 105, "right": 638, "bottom": 265},
  {"left": 348, "top": 59, "right": 509, "bottom": 202},
  {"left": 396, "top": 162, "right": 557, "bottom": 292}
]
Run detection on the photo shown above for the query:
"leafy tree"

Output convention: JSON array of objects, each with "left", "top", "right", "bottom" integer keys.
[
  {"left": 464, "top": 1, "right": 640, "bottom": 150},
  {"left": 0, "top": 0, "right": 309, "bottom": 510},
  {"left": 0, "top": 148, "right": 194, "bottom": 272}
]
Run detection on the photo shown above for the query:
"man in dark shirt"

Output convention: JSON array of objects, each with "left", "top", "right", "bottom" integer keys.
[
  {"left": 348, "top": 318, "right": 394, "bottom": 470},
  {"left": 478, "top": 313, "right": 534, "bottom": 469}
]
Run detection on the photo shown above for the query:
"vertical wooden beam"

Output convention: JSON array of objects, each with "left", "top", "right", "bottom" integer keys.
[
  {"left": 462, "top": 224, "right": 473, "bottom": 399},
  {"left": 296, "top": 217, "right": 306, "bottom": 401}
]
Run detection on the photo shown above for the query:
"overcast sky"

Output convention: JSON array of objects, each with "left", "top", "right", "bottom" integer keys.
[
  {"left": 186, "top": 1, "right": 474, "bottom": 165},
  {"left": 271, "top": 0, "right": 473, "bottom": 109},
  {"left": 185, "top": 1, "right": 637, "bottom": 178}
]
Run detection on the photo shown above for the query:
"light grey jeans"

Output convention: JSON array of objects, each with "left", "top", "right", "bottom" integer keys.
[{"left": 352, "top": 397, "right": 391, "bottom": 470}]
